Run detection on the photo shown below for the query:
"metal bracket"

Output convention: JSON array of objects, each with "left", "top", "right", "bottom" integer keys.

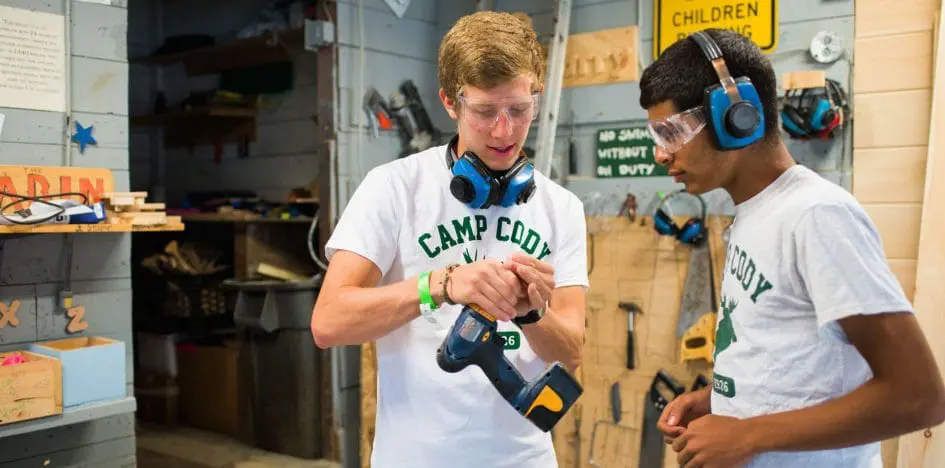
[{"left": 304, "top": 18, "right": 335, "bottom": 51}]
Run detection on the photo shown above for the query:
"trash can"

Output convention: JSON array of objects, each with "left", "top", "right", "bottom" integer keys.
[{"left": 223, "top": 276, "right": 324, "bottom": 459}]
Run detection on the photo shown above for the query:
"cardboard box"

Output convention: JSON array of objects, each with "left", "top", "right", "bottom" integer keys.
[
  {"left": 176, "top": 340, "right": 243, "bottom": 439},
  {"left": 0, "top": 351, "right": 63, "bottom": 426},
  {"left": 30, "top": 337, "right": 126, "bottom": 408}
]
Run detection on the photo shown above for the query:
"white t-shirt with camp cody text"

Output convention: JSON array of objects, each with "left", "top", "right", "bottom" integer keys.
[
  {"left": 711, "top": 164, "right": 913, "bottom": 468},
  {"left": 324, "top": 142, "right": 589, "bottom": 468}
]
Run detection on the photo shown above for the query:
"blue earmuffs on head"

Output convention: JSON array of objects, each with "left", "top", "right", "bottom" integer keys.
[{"left": 689, "top": 30, "right": 765, "bottom": 151}]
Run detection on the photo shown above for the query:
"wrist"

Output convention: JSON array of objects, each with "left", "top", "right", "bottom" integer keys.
[
  {"left": 739, "top": 416, "right": 771, "bottom": 457},
  {"left": 429, "top": 268, "right": 446, "bottom": 306}
]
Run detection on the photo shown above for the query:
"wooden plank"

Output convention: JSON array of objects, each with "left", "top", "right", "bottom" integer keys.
[
  {"left": 70, "top": 1, "right": 127, "bottom": 62},
  {"left": 781, "top": 70, "right": 826, "bottom": 90},
  {"left": 0, "top": 222, "right": 184, "bottom": 234},
  {"left": 853, "top": 31, "right": 935, "bottom": 93},
  {"left": 897, "top": 6, "right": 945, "bottom": 466},
  {"left": 862, "top": 203, "right": 923, "bottom": 259},
  {"left": 2, "top": 434, "right": 136, "bottom": 468},
  {"left": 853, "top": 89, "right": 933, "bottom": 149},
  {"left": 855, "top": 0, "right": 939, "bottom": 38},
  {"left": 0, "top": 413, "right": 135, "bottom": 463},
  {"left": 852, "top": 146, "right": 929, "bottom": 203},
  {"left": 562, "top": 26, "right": 640, "bottom": 88}
]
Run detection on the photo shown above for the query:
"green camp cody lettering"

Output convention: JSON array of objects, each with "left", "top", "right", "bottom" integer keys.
[
  {"left": 417, "top": 215, "right": 552, "bottom": 260},
  {"left": 726, "top": 243, "right": 774, "bottom": 303}
]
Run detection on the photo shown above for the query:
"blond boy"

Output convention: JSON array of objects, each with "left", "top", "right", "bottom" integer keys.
[{"left": 312, "top": 11, "right": 588, "bottom": 467}]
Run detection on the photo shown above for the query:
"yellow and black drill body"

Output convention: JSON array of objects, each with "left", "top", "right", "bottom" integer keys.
[{"left": 436, "top": 304, "right": 583, "bottom": 432}]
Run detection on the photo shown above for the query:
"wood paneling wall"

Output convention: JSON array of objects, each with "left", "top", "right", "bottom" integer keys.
[{"left": 853, "top": 1, "right": 942, "bottom": 465}]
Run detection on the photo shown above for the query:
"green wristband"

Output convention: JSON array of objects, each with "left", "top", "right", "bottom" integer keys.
[{"left": 418, "top": 271, "right": 435, "bottom": 308}]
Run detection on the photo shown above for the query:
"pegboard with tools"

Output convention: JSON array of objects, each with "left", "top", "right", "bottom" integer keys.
[{"left": 551, "top": 214, "right": 731, "bottom": 468}]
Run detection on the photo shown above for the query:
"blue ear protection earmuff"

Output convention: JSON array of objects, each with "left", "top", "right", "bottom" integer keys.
[
  {"left": 689, "top": 31, "right": 765, "bottom": 151},
  {"left": 445, "top": 135, "right": 537, "bottom": 209},
  {"left": 780, "top": 78, "right": 847, "bottom": 140},
  {"left": 652, "top": 189, "right": 708, "bottom": 246}
]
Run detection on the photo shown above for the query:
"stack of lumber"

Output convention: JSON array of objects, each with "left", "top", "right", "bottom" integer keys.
[{"left": 102, "top": 191, "right": 182, "bottom": 227}]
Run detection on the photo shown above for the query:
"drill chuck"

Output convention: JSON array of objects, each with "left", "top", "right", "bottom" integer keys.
[{"left": 436, "top": 305, "right": 584, "bottom": 432}]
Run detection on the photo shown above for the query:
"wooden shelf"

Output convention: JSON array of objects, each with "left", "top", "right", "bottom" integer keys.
[
  {"left": 130, "top": 106, "right": 255, "bottom": 127},
  {"left": 131, "top": 28, "right": 304, "bottom": 76},
  {"left": 0, "top": 222, "right": 185, "bottom": 235},
  {"left": 130, "top": 106, "right": 256, "bottom": 149},
  {"left": 180, "top": 213, "right": 312, "bottom": 224},
  {"left": 0, "top": 396, "right": 136, "bottom": 438}
]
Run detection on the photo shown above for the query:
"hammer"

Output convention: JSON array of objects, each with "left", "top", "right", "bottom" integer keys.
[{"left": 618, "top": 302, "right": 642, "bottom": 370}]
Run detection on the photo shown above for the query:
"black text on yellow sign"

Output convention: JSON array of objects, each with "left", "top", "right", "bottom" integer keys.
[{"left": 653, "top": 0, "right": 779, "bottom": 59}]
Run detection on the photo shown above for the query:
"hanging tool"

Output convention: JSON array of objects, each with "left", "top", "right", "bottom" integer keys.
[
  {"left": 617, "top": 193, "right": 638, "bottom": 223},
  {"left": 610, "top": 381, "right": 621, "bottom": 423},
  {"left": 362, "top": 87, "right": 394, "bottom": 138},
  {"left": 639, "top": 370, "right": 686, "bottom": 468},
  {"left": 388, "top": 80, "right": 444, "bottom": 158},
  {"left": 617, "top": 302, "right": 641, "bottom": 369},
  {"left": 691, "top": 374, "right": 710, "bottom": 391},
  {"left": 437, "top": 304, "right": 584, "bottom": 432},
  {"left": 589, "top": 381, "right": 635, "bottom": 467},
  {"left": 681, "top": 311, "right": 718, "bottom": 363},
  {"left": 677, "top": 234, "right": 715, "bottom": 342}
]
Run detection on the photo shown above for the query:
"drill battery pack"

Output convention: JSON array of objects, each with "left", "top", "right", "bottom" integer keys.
[
  {"left": 515, "top": 362, "right": 583, "bottom": 432},
  {"left": 437, "top": 305, "right": 584, "bottom": 432}
]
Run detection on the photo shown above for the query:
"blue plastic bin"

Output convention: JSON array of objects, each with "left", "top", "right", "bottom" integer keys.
[{"left": 29, "top": 336, "right": 126, "bottom": 408}]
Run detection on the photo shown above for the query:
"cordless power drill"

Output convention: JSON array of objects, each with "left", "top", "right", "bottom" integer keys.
[{"left": 436, "top": 304, "right": 584, "bottom": 432}]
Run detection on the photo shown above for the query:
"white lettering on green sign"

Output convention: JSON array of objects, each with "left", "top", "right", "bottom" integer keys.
[{"left": 595, "top": 125, "right": 668, "bottom": 179}]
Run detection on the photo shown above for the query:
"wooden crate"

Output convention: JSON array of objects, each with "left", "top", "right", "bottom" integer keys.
[{"left": 0, "top": 351, "right": 63, "bottom": 426}]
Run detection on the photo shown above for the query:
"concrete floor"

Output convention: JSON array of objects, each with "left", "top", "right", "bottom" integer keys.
[{"left": 136, "top": 422, "right": 341, "bottom": 468}]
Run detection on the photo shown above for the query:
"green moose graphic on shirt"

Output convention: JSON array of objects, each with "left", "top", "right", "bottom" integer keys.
[
  {"left": 714, "top": 295, "right": 738, "bottom": 360},
  {"left": 712, "top": 295, "right": 738, "bottom": 398}
]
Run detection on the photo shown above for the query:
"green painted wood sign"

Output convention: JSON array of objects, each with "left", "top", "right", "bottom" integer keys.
[{"left": 595, "top": 126, "right": 668, "bottom": 178}]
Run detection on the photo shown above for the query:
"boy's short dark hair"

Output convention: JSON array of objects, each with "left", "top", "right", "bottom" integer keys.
[{"left": 639, "top": 29, "right": 780, "bottom": 142}]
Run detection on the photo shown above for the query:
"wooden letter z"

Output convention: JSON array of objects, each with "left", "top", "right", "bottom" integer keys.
[{"left": 67, "top": 306, "right": 89, "bottom": 333}]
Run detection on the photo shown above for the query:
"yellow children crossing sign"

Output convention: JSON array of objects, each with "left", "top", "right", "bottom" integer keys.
[{"left": 653, "top": 0, "right": 778, "bottom": 59}]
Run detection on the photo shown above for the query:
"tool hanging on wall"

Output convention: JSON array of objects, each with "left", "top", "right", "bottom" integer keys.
[
  {"left": 678, "top": 233, "right": 717, "bottom": 364},
  {"left": 388, "top": 80, "right": 445, "bottom": 158},
  {"left": 588, "top": 380, "right": 636, "bottom": 467},
  {"left": 639, "top": 370, "right": 686, "bottom": 468},
  {"left": 653, "top": 189, "right": 708, "bottom": 246},
  {"left": 617, "top": 302, "right": 641, "bottom": 369},
  {"left": 617, "top": 192, "right": 637, "bottom": 223},
  {"left": 362, "top": 87, "right": 394, "bottom": 138},
  {"left": 780, "top": 78, "right": 849, "bottom": 141}
]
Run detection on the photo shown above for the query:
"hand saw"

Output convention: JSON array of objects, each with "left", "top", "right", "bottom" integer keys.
[{"left": 676, "top": 239, "right": 715, "bottom": 339}]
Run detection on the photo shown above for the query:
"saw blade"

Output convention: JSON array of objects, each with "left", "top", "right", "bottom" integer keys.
[{"left": 676, "top": 242, "right": 715, "bottom": 338}]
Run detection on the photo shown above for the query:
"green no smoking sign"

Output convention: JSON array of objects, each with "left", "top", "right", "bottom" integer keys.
[{"left": 595, "top": 126, "right": 668, "bottom": 178}]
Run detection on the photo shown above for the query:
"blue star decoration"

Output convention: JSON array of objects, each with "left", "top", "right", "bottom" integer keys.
[{"left": 71, "top": 122, "right": 97, "bottom": 154}]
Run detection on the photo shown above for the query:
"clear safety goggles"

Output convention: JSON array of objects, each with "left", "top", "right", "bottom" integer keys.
[
  {"left": 456, "top": 93, "right": 541, "bottom": 131},
  {"left": 646, "top": 106, "right": 707, "bottom": 153}
]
